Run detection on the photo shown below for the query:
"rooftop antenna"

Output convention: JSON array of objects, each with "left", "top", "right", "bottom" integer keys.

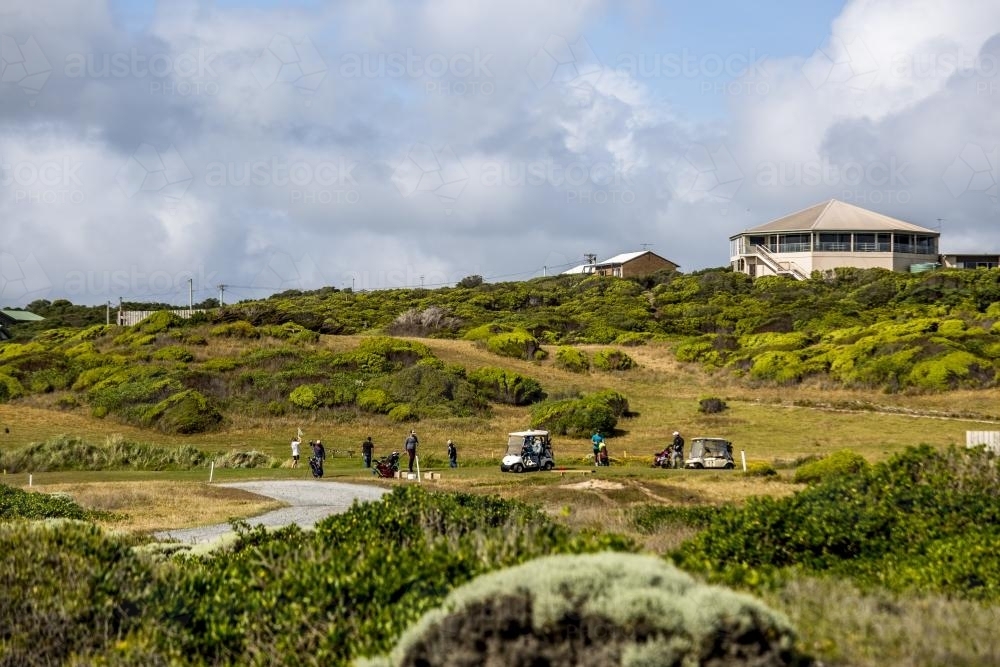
[
  {"left": 640, "top": 243, "right": 652, "bottom": 251},
  {"left": 936, "top": 218, "right": 945, "bottom": 232},
  {"left": 584, "top": 253, "right": 598, "bottom": 265}
]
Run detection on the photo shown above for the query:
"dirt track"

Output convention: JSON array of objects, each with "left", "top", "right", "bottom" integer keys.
[{"left": 153, "top": 480, "right": 389, "bottom": 544}]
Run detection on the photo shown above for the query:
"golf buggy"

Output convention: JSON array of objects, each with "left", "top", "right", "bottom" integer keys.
[
  {"left": 684, "top": 437, "right": 735, "bottom": 469},
  {"left": 501, "top": 430, "right": 555, "bottom": 473}
]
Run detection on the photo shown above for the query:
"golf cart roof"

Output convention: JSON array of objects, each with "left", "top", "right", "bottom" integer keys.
[
  {"left": 691, "top": 437, "right": 731, "bottom": 443},
  {"left": 508, "top": 430, "right": 550, "bottom": 437}
]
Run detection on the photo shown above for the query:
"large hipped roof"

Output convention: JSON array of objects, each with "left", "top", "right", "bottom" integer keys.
[{"left": 732, "top": 200, "right": 938, "bottom": 237}]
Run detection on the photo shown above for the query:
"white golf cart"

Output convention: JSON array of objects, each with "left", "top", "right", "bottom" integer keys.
[
  {"left": 501, "top": 430, "right": 555, "bottom": 473},
  {"left": 684, "top": 437, "right": 735, "bottom": 469}
]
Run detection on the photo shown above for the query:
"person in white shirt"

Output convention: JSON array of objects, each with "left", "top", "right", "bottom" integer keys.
[{"left": 291, "top": 436, "right": 301, "bottom": 467}]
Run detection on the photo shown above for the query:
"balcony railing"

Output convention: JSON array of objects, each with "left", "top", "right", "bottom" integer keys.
[
  {"left": 776, "top": 242, "right": 811, "bottom": 252},
  {"left": 855, "top": 242, "right": 892, "bottom": 252},
  {"left": 816, "top": 242, "right": 850, "bottom": 251}
]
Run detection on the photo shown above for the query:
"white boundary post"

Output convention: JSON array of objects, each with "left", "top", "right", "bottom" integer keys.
[
  {"left": 415, "top": 455, "right": 421, "bottom": 483},
  {"left": 209, "top": 461, "right": 215, "bottom": 483},
  {"left": 741, "top": 449, "right": 747, "bottom": 473},
  {"left": 28, "top": 474, "right": 33, "bottom": 487}
]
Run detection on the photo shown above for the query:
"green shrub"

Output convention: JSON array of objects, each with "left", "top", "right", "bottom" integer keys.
[
  {"left": 0, "top": 521, "right": 153, "bottom": 666},
  {"left": 364, "top": 552, "right": 800, "bottom": 667},
  {"left": 0, "top": 374, "right": 23, "bottom": 402},
  {"left": 124, "top": 487, "right": 633, "bottom": 665},
  {"left": 357, "top": 388, "right": 395, "bottom": 414},
  {"left": 745, "top": 461, "right": 778, "bottom": 477},
  {"left": 530, "top": 390, "right": 629, "bottom": 437},
  {"left": 907, "top": 351, "right": 985, "bottom": 391},
  {"left": 388, "top": 403, "right": 417, "bottom": 423},
  {"left": 485, "top": 330, "right": 542, "bottom": 360},
  {"left": 142, "top": 390, "right": 223, "bottom": 434},
  {"left": 0, "top": 484, "right": 91, "bottom": 520},
  {"left": 592, "top": 348, "right": 636, "bottom": 371},
  {"left": 461, "top": 323, "right": 509, "bottom": 342},
  {"left": 554, "top": 345, "right": 589, "bottom": 373},
  {"left": 612, "top": 331, "right": 651, "bottom": 346},
  {"left": 289, "top": 384, "right": 321, "bottom": 409},
  {"left": 467, "top": 367, "right": 545, "bottom": 405},
  {"left": 793, "top": 449, "right": 868, "bottom": 484},
  {"left": 210, "top": 321, "right": 260, "bottom": 338},
  {"left": 630, "top": 504, "right": 721, "bottom": 533},
  {"left": 698, "top": 396, "right": 728, "bottom": 414},
  {"left": 152, "top": 345, "right": 194, "bottom": 363},
  {"left": 674, "top": 445, "right": 1000, "bottom": 599}
]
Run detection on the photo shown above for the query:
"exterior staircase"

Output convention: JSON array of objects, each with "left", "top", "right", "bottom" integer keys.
[{"left": 745, "top": 244, "right": 809, "bottom": 281}]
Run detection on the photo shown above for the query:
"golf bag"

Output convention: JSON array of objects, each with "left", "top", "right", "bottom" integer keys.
[{"left": 309, "top": 456, "right": 324, "bottom": 478}]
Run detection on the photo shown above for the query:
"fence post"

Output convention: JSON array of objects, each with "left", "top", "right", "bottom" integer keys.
[
  {"left": 741, "top": 450, "right": 747, "bottom": 473},
  {"left": 415, "top": 455, "right": 421, "bottom": 483},
  {"left": 28, "top": 474, "right": 32, "bottom": 487},
  {"left": 209, "top": 461, "right": 214, "bottom": 483}
]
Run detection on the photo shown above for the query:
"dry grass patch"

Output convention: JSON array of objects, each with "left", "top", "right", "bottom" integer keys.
[{"left": 36, "top": 481, "right": 284, "bottom": 534}]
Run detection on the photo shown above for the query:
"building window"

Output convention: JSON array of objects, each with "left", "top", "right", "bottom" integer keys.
[
  {"left": 777, "top": 233, "right": 810, "bottom": 252},
  {"left": 914, "top": 236, "right": 936, "bottom": 254},
  {"left": 817, "top": 233, "right": 851, "bottom": 251}
]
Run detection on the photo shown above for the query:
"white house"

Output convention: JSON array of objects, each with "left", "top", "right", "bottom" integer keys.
[{"left": 730, "top": 200, "right": 940, "bottom": 280}]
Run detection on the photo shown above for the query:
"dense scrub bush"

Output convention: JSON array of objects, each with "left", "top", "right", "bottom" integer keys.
[
  {"left": 152, "top": 345, "right": 194, "bottom": 362},
  {"left": 209, "top": 320, "right": 260, "bottom": 339},
  {"left": 592, "top": 348, "right": 635, "bottom": 371},
  {"left": 792, "top": 449, "right": 868, "bottom": 484},
  {"left": 0, "top": 484, "right": 91, "bottom": 520},
  {"left": 675, "top": 445, "right": 1000, "bottom": 599},
  {"left": 745, "top": 461, "right": 778, "bottom": 477},
  {"left": 357, "top": 387, "right": 395, "bottom": 413},
  {"left": 630, "top": 504, "right": 721, "bottom": 533},
  {"left": 0, "top": 374, "right": 25, "bottom": 402},
  {"left": 0, "top": 521, "right": 154, "bottom": 667},
  {"left": 554, "top": 345, "right": 589, "bottom": 373},
  {"left": 530, "top": 390, "right": 630, "bottom": 437},
  {"left": 142, "top": 389, "right": 223, "bottom": 434},
  {"left": 698, "top": 396, "right": 728, "bottom": 414},
  {"left": 466, "top": 366, "right": 545, "bottom": 405},
  {"left": 122, "top": 487, "right": 631, "bottom": 665},
  {"left": 332, "top": 336, "right": 432, "bottom": 373},
  {"left": 375, "top": 364, "right": 488, "bottom": 419},
  {"left": 486, "top": 330, "right": 544, "bottom": 360},
  {"left": 364, "top": 552, "right": 801, "bottom": 667}
]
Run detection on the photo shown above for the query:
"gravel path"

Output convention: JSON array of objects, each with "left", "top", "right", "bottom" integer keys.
[{"left": 154, "top": 480, "right": 389, "bottom": 545}]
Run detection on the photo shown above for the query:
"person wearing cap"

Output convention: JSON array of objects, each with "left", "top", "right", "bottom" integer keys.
[
  {"left": 670, "top": 431, "right": 684, "bottom": 469},
  {"left": 447, "top": 439, "right": 458, "bottom": 469},
  {"left": 404, "top": 429, "right": 419, "bottom": 473}
]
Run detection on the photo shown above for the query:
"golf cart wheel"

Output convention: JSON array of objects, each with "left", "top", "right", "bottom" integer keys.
[
  {"left": 724, "top": 462, "right": 734, "bottom": 469},
  {"left": 542, "top": 461, "right": 554, "bottom": 471},
  {"left": 513, "top": 463, "right": 524, "bottom": 473},
  {"left": 689, "top": 463, "right": 703, "bottom": 469}
]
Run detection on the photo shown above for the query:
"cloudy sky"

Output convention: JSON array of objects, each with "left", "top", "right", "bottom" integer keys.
[{"left": 0, "top": 0, "right": 997, "bottom": 306}]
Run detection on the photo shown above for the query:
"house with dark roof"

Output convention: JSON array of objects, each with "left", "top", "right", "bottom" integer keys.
[
  {"left": 730, "top": 199, "right": 940, "bottom": 280},
  {"left": 563, "top": 251, "right": 679, "bottom": 278}
]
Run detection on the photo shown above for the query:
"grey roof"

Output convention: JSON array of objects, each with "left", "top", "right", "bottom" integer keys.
[
  {"left": 0, "top": 309, "right": 44, "bottom": 322},
  {"left": 731, "top": 200, "right": 938, "bottom": 237}
]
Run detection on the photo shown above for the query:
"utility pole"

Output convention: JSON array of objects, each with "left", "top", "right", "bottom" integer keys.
[
  {"left": 352, "top": 277, "right": 355, "bottom": 292},
  {"left": 543, "top": 266, "right": 547, "bottom": 277},
  {"left": 640, "top": 243, "right": 652, "bottom": 251},
  {"left": 584, "top": 253, "right": 598, "bottom": 265},
  {"left": 419, "top": 275, "right": 424, "bottom": 288},
  {"left": 118, "top": 297, "right": 123, "bottom": 327},
  {"left": 188, "top": 278, "right": 194, "bottom": 310},
  {"left": 106, "top": 300, "right": 110, "bottom": 326},
  {"left": 218, "top": 284, "right": 226, "bottom": 307}
]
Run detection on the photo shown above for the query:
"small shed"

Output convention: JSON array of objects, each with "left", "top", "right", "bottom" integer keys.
[{"left": 966, "top": 431, "right": 1000, "bottom": 455}]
